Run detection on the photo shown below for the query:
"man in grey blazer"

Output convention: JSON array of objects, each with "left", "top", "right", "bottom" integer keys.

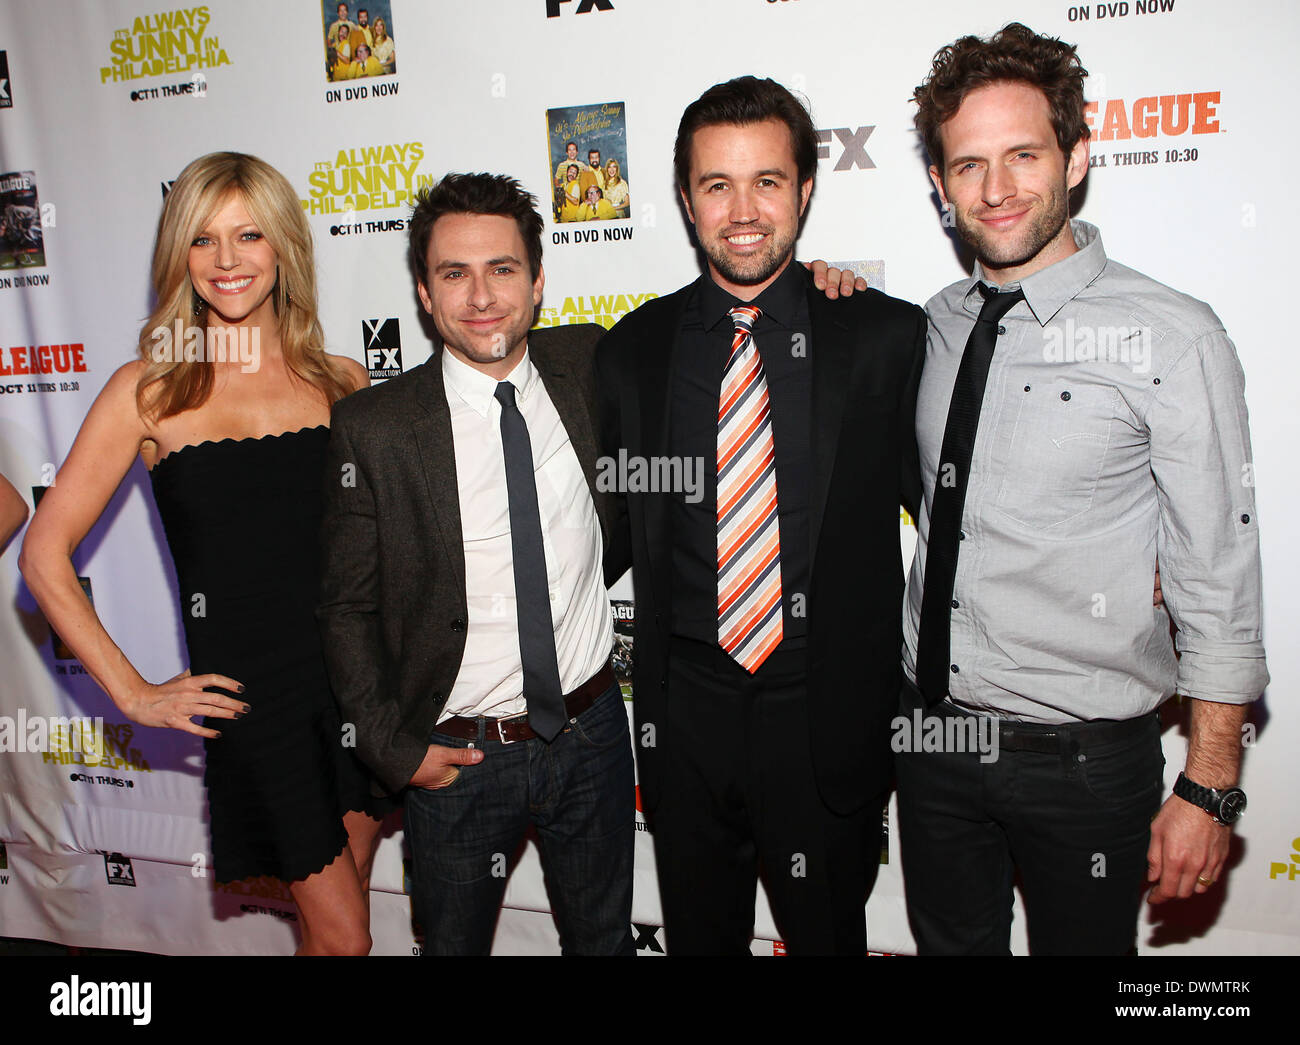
[{"left": 317, "top": 173, "right": 633, "bottom": 955}]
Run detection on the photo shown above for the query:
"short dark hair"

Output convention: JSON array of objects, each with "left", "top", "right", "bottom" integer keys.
[
  {"left": 674, "top": 76, "right": 819, "bottom": 193},
  {"left": 408, "top": 173, "right": 544, "bottom": 287},
  {"left": 914, "top": 22, "right": 1089, "bottom": 171}
]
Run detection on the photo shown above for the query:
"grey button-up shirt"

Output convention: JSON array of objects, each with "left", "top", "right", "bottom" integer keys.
[{"left": 902, "top": 220, "right": 1268, "bottom": 723}]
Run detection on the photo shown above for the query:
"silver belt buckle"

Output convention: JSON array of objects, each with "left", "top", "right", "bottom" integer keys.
[{"left": 494, "top": 710, "right": 528, "bottom": 744}]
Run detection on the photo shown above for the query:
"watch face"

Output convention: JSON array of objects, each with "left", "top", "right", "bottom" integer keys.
[{"left": 1218, "top": 789, "right": 1247, "bottom": 823}]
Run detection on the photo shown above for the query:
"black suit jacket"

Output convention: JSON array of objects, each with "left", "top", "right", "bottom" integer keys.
[
  {"left": 317, "top": 324, "right": 608, "bottom": 794},
  {"left": 595, "top": 269, "right": 925, "bottom": 816}
]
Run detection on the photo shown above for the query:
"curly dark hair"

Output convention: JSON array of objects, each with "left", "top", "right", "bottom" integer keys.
[
  {"left": 913, "top": 22, "right": 1089, "bottom": 170},
  {"left": 674, "top": 75, "right": 819, "bottom": 194},
  {"left": 408, "top": 172, "right": 544, "bottom": 288}
]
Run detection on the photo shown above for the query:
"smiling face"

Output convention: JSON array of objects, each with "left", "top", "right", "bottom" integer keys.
[
  {"left": 606, "top": 159, "right": 619, "bottom": 181},
  {"left": 567, "top": 164, "right": 579, "bottom": 182},
  {"left": 681, "top": 118, "right": 811, "bottom": 301},
  {"left": 585, "top": 187, "right": 600, "bottom": 205},
  {"left": 931, "top": 80, "right": 1088, "bottom": 285},
  {"left": 188, "top": 191, "right": 278, "bottom": 327},
  {"left": 416, "top": 212, "right": 543, "bottom": 379}
]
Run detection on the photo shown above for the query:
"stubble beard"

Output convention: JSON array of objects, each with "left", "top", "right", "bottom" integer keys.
[
  {"left": 955, "top": 186, "right": 1070, "bottom": 275},
  {"left": 702, "top": 224, "right": 797, "bottom": 290}
]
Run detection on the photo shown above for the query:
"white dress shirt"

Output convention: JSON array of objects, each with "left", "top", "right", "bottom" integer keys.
[{"left": 438, "top": 345, "right": 613, "bottom": 721}]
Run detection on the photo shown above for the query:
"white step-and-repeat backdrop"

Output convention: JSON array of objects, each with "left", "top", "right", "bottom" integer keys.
[{"left": 0, "top": 0, "right": 1294, "bottom": 955}]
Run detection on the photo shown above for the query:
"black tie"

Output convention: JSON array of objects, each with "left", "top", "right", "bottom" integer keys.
[
  {"left": 915, "top": 284, "right": 1024, "bottom": 707},
  {"left": 494, "top": 380, "right": 566, "bottom": 741}
]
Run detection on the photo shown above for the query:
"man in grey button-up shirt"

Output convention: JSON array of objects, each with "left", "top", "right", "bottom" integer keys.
[{"left": 893, "top": 23, "right": 1268, "bottom": 955}]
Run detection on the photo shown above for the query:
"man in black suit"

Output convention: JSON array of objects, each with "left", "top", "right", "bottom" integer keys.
[
  {"left": 318, "top": 173, "right": 633, "bottom": 955},
  {"left": 596, "top": 76, "right": 926, "bottom": 954}
]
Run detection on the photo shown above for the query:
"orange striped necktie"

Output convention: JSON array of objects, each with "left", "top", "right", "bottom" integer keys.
[{"left": 717, "top": 305, "right": 783, "bottom": 673}]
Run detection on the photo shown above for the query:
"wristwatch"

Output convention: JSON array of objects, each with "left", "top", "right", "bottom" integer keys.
[{"left": 1173, "top": 771, "right": 1247, "bottom": 825}]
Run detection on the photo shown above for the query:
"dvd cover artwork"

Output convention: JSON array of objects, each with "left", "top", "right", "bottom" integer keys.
[
  {"left": 0, "top": 170, "right": 45, "bottom": 269},
  {"left": 546, "top": 102, "right": 630, "bottom": 224},
  {"left": 322, "top": 1, "right": 397, "bottom": 83}
]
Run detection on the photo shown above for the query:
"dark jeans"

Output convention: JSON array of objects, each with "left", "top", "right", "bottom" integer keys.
[
  {"left": 894, "top": 683, "right": 1164, "bottom": 955},
  {"left": 404, "top": 683, "right": 635, "bottom": 955},
  {"left": 652, "top": 638, "right": 881, "bottom": 955}
]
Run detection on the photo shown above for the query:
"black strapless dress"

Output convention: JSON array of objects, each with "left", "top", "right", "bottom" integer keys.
[{"left": 150, "top": 425, "right": 390, "bottom": 884}]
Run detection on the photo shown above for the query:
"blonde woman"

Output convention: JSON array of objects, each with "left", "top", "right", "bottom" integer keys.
[
  {"left": 371, "top": 17, "right": 395, "bottom": 74},
  {"left": 603, "top": 158, "right": 629, "bottom": 219},
  {"left": 20, "top": 152, "right": 387, "bottom": 955}
]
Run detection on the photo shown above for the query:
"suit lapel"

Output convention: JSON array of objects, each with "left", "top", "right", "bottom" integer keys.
[
  {"left": 637, "top": 290, "right": 686, "bottom": 633},
  {"left": 411, "top": 356, "right": 467, "bottom": 594},
  {"left": 808, "top": 287, "right": 853, "bottom": 570}
]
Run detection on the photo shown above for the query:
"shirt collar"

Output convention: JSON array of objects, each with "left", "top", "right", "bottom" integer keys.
[
  {"left": 698, "top": 256, "right": 806, "bottom": 332},
  {"left": 964, "top": 219, "right": 1108, "bottom": 326},
  {"left": 441, "top": 344, "right": 538, "bottom": 419}
]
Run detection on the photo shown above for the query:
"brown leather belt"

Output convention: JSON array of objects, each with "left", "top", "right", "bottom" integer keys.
[{"left": 435, "top": 663, "right": 616, "bottom": 744}]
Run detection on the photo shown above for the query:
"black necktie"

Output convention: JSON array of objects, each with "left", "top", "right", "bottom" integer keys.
[
  {"left": 494, "top": 380, "right": 565, "bottom": 741},
  {"left": 915, "top": 284, "right": 1024, "bottom": 707}
]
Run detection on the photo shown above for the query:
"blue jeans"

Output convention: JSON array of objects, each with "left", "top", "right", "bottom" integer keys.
[{"left": 404, "top": 683, "right": 635, "bottom": 955}]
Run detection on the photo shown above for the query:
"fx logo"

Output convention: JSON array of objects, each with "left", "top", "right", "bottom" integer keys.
[
  {"left": 546, "top": 0, "right": 613, "bottom": 15},
  {"left": 816, "top": 126, "right": 876, "bottom": 171},
  {"left": 103, "top": 851, "right": 136, "bottom": 887},
  {"left": 0, "top": 52, "right": 10, "bottom": 109},
  {"left": 161, "top": 179, "right": 176, "bottom": 198},
  {"left": 363, "top": 318, "right": 402, "bottom": 381}
]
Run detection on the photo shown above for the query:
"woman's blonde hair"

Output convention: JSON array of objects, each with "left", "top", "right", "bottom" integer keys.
[{"left": 135, "top": 151, "right": 351, "bottom": 419}]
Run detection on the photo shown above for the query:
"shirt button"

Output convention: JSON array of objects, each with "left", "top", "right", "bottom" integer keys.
[
  {"left": 450, "top": 618, "right": 465, "bottom": 632},
  {"left": 1060, "top": 391, "right": 1071, "bottom": 401},
  {"left": 1024, "top": 385, "right": 1031, "bottom": 392},
  {"left": 997, "top": 325, "right": 1006, "bottom": 335},
  {"left": 950, "top": 664, "right": 959, "bottom": 674},
  {"left": 950, "top": 599, "right": 959, "bottom": 609},
  {"left": 550, "top": 591, "right": 557, "bottom": 601},
  {"left": 1241, "top": 513, "right": 1250, "bottom": 524},
  {"left": 958, "top": 530, "right": 966, "bottom": 541}
]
